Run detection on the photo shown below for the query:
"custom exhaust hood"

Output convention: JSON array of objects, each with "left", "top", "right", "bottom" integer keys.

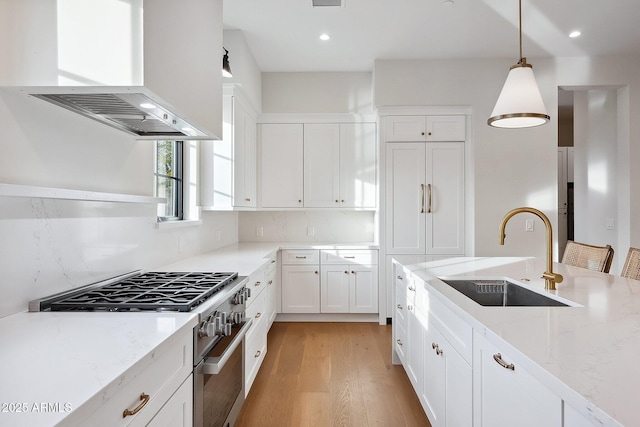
[
  {"left": 2, "top": 0, "right": 223, "bottom": 141},
  {"left": 26, "top": 87, "right": 208, "bottom": 139}
]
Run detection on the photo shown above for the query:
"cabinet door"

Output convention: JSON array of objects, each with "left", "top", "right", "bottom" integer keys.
[
  {"left": 426, "top": 142, "right": 465, "bottom": 255},
  {"left": 475, "top": 333, "right": 562, "bottom": 427},
  {"left": 320, "top": 265, "right": 350, "bottom": 313},
  {"left": 260, "top": 124, "right": 304, "bottom": 208},
  {"left": 304, "top": 124, "right": 340, "bottom": 207},
  {"left": 265, "top": 265, "right": 277, "bottom": 327},
  {"left": 405, "top": 298, "right": 423, "bottom": 391},
  {"left": 146, "top": 375, "right": 193, "bottom": 427},
  {"left": 233, "top": 96, "right": 256, "bottom": 207},
  {"left": 385, "top": 143, "right": 426, "bottom": 254},
  {"left": 281, "top": 265, "right": 320, "bottom": 313},
  {"left": 385, "top": 116, "right": 427, "bottom": 141},
  {"left": 425, "top": 116, "right": 465, "bottom": 141},
  {"left": 421, "top": 314, "right": 446, "bottom": 427},
  {"left": 394, "top": 273, "right": 410, "bottom": 365},
  {"left": 349, "top": 264, "right": 378, "bottom": 313},
  {"left": 340, "top": 123, "right": 377, "bottom": 208}
]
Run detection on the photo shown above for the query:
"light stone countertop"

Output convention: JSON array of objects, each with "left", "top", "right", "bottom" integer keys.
[
  {"left": 0, "top": 241, "right": 377, "bottom": 426},
  {"left": 392, "top": 255, "right": 640, "bottom": 427}
]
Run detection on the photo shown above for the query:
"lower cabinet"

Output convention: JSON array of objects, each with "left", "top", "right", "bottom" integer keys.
[
  {"left": 473, "top": 331, "right": 562, "bottom": 427},
  {"left": 281, "top": 265, "right": 320, "bottom": 313},
  {"left": 320, "top": 263, "right": 378, "bottom": 313},
  {"left": 145, "top": 375, "right": 193, "bottom": 427}
]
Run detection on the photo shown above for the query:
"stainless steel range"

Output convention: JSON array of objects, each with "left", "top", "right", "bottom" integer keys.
[{"left": 29, "top": 270, "right": 252, "bottom": 427}]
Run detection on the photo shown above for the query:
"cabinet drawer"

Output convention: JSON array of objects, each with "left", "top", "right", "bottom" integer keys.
[
  {"left": 281, "top": 249, "right": 319, "bottom": 264},
  {"left": 77, "top": 330, "right": 192, "bottom": 427},
  {"left": 321, "top": 249, "right": 378, "bottom": 265},
  {"left": 265, "top": 252, "right": 278, "bottom": 275},
  {"left": 245, "top": 316, "right": 267, "bottom": 395},
  {"left": 246, "top": 268, "right": 266, "bottom": 300},
  {"left": 246, "top": 286, "right": 267, "bottom": 328},
  {"left": 426, "top": 291, "right": 473, "bottom": 363}
]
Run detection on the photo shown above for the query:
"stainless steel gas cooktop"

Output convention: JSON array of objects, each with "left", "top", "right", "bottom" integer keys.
[{"left": 29, "top": 271, "right": 239, "bottom": 312}]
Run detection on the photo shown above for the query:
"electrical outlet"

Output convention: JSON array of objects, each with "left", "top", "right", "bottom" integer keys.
[
  {"left": 525, "top": 220, "right": 534, "bottom": 232},
  {"left": 256, "top": 226, "right": 264, "bottom": 237},
  {"left": 307, "top": 226, "right": 315, "bottom": 237}
]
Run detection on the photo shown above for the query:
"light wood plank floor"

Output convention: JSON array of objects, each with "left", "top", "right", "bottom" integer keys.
[{"left": 235, "top": 322, "right": 431, "bottom": 427}]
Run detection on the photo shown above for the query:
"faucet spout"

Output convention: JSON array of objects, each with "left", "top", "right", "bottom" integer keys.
[{"left": 499, "top": 207, "right": 563, "bottom": 290}]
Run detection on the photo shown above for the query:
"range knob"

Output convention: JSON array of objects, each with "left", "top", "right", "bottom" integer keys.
[{"left": 231, "top": 311, "right": 244, "bottom": 324}]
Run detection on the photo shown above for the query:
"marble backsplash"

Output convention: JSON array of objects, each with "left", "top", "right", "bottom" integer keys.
[
  {"left": 0, "top": 196, "right": 238, "bottom": 318},
  {"left": 238, "top": 210, "right": 377, "bottom": 243}
]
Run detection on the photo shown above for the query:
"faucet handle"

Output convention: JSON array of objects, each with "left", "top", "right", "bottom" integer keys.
[{"left": 541, "top": 271, "right": 563, "bottom": 290}]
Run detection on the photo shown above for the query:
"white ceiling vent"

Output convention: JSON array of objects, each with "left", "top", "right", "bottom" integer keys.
[{"left": 312, "top": 0, "right": 343, "bottom": 7}]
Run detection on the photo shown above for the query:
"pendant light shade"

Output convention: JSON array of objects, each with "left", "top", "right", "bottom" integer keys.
[
  {"left": 487, "top": 0, "right": 550, "bottom": 128},
  {"left": 222, "top": 48, "right": 233, "bottom": 78}
]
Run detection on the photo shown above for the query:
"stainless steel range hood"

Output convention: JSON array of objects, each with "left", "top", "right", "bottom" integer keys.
[{"left": 24, "top": 87, "right": 210, "bottom": 140}]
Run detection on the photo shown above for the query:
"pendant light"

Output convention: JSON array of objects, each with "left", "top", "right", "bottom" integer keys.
[
  {"left": 222, "top": 48, "right": 233, "bottom": 78},
  {"left": 487, "top": 0, "right": 549, "bottom": 128}
]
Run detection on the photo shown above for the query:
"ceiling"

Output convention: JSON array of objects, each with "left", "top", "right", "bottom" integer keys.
[{"left": 223, "top": 0, "right": 640, "bottom": 72}]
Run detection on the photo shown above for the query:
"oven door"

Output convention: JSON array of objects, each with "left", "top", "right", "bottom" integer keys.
[{"left": 194, "top": 319, "right": 252, "bottom": 427}]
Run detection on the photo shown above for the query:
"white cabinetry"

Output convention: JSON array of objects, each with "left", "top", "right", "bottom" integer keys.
[
  {"left": 386, "top": 141, "right": 465, "bottom": 255},
  {"left": 201, "top": 86, "right": 256, "bottom": 210},
  {"left": 281, "top": 250, "right": 320, "bottom": 313},
  {"left": 473, "top": 331, "right": 562, "bottom": 427},
  {"left": 145, "top": 375, "right": 193, "bottom": 427},
  {"left": 74, "top": 329, "right": 193, "bottom": 427},
  {"left": 260, "top": 121, "right": 377, "bottom": 209},
  {"left": 386, "top": 116, "right": 465, "bottom": 142},
  {"left": 319, "top": 250, "right": 378, "bottom": 313},
  {"left": 260, "top": 124, "right": 304, "bottom": 208},
  {"left": 244, "top": 252, "right": 278, "bottom": 395},
  {"left": 304, "top": 123, "right": 377, "bottom": 208}
]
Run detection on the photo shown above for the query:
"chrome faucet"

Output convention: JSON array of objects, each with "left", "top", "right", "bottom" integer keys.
[{"left": 499, "top": 207, "right": 563, "bottom": 290}]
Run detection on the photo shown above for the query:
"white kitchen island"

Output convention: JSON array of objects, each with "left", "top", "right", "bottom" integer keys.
[{"left": 393, "top": 255, "right": 640, "bottom": 427}]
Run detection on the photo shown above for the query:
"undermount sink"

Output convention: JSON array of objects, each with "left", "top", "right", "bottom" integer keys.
[{"left": 439, "top": 278, "right": 573, "bottom": 307}]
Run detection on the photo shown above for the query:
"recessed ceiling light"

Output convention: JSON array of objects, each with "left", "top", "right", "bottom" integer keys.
[
  {"left": 319, "top": 33, "right": 330, "bottom": 41},
  {"left": 442, "top": 0, "right": 454, "bottom": 5},
  {"left": 569, "top": 30, "right": 581, "bottom": 38}
]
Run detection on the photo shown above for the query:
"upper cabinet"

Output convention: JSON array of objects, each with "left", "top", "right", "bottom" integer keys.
[
  {"left": 386, "top": 116, "right": 465, "bottom": 142},
  {"left": 201, "top": 86, "right": 257, "bottom": 210},
  {"left": 259, "top": 120, "right": 377, "bottom": 209},
  {"left": 0, "top": 0, "right": 223, "bottom": 139}
]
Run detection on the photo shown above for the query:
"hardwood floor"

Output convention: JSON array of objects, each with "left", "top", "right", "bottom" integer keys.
[{"left": 235, "top": 322, "right": 431, "bottom": 427}]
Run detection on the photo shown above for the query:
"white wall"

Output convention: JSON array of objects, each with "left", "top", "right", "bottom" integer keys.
[
  {"left": 0, "top": 88, "right": 238, "bottom": 318},
  {"left": 239, "top": 211, "right": 375, "bottom": 242},
  {"left": 223, "top": 29, "right": 263, "bottom": 114},
  {"left": 262, "top": 72, "right": 373, "bottom": 114},
  {"left": 374, "top": 55, "right": 640, "bottom": 260}
]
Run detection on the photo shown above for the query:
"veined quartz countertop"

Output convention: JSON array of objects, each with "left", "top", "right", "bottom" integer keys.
[
  {"left": 393, "top": 255, "right": 640, "bottom": 427},
  {"left": 0, "top": 241, "right": 377, "bottom": 426}
]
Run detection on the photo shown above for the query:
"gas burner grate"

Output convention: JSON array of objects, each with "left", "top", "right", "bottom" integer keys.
[{"left": 45, "top": 272, "right": 238, "bottom": 312}]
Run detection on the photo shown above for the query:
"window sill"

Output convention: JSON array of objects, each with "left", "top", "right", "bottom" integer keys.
[{"left": 155, "top": 219, "right": 203, "bottom": 229}]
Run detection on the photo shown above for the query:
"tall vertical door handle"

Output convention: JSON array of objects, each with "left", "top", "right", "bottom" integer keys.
[
  {"left": 420, "top": 184, "right": 425, "bottom": 213},
  {"left": 427, "top": 184, "right": 432, "bottom": 213}
]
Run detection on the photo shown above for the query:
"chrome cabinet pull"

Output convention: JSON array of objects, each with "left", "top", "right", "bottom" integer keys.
[
  {"left": 493, "top": 353, "right": 515, "bottom": 370},
  {"left": 123, "top": 393, "right": 150, "bottom": 418},
  {"left": 255, "top": 350, "right": 261, "bottom": 358},
  {"left": 397, "top": 275, "right": 403, "bottom": 280},
  {"left": 344, "top": 256, "right": 356, "bottom": 259},
  {"left": 408, "top": 285, "right": 415, "bottom": 291},
  {"left": 420, "top": 184, "right": 425, "bottom": 213},
  {"left": 255, "top": 312, "right": 261, "bottom": 318},
  {"left": 295, "top": 256, "right": 307, "bottom": 259},
  {"left": 396, "top": 304, "right": 403, "bottom": 310},
  {"left": 396, "top": 339, "right": 403, "bottom": 346},
  {"left": 427, "top": 183, "right": 432, "bottom": 213},
  {"left": 255, "top": 281, "right": 261, "bottom": 287}
]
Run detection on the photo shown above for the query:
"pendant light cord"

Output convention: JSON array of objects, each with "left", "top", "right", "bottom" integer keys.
[{"left": 518, "top": 0, "right": 523, "bottom": 62}]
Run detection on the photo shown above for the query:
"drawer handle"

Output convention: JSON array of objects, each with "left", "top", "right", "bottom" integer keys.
[
  {"left": 295, "top": 256, "right": 307, "bottom": 259},
  {"left": 408, "top": 285, "right": 415, "bottom": 291},
  {"left": 271, "top": 260, "right": 276, "bottom": 263},
  {"left": 268, "top": 280, "right": 273, "bottom": 285},
  {"left": 245, "top": 198, "right": 251, "bottom": 201},
  {"left": 432, "top": 342, "right": 443, "bottom": 356},
  {"left": 396, "top": 304, "right": 403, "bottom": 310},
  {"left": 397, "top": 275, "right": 403, "bottom": 280},
  {"left": 493, "top": 353, "right": 515, "bottom": 371},
  {"left": 315, "top": 271, "right": 318, "bottom": 274},
  {"left": 396, "top": 339, "right": 403, "bottom": 346},
  {"left": 255, "top": 281, "right": 262, "bottom": 287},
  {"left": 351, "top": 271, "right": 356, "bottom": 274},
  {"left": 255, "top": 350, "right": 262, "bottom": 358},
  {"left": 122, "top": 393, "right": 150, "bottom": 418},
  {"left": 255, "top": 312, "right": 262, "bottom": 318},
  {"left": 344, "top": 256, "right": 356, "bottom": 259},
  {"left": 345, "top": 271, "right": 349, "bottom": 274}
]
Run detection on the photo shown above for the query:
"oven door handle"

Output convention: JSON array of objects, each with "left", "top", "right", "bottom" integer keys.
[{"left": 202, "top": 319, "right": 253, "bottom": 375}]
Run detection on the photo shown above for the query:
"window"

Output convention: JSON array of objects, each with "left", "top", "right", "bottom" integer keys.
[{"left": 155, "top": 140, "right": 183, "bottom": 221}]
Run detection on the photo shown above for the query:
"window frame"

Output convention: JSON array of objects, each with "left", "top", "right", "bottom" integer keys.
[{"left": 155, "top": 140, "right": 184, "bottom": 222}]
